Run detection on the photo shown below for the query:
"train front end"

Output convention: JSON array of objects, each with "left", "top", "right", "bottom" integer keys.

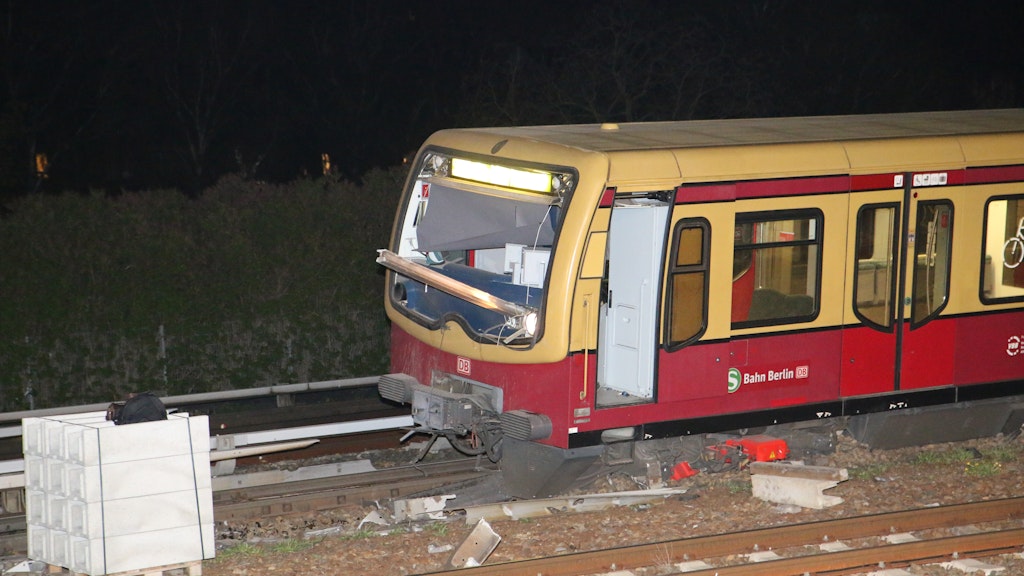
[{"left": 376, "top": 134, "right": 596, "bottom": 491}]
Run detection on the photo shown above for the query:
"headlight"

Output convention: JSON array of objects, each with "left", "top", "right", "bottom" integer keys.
[{"left": 523, "top": 312, "right": 539, "bottom": 336}]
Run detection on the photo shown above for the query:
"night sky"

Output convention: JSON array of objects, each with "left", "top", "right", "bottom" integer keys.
[{"left": 2, "top": 1, "right": 1022, "bottom": 198}]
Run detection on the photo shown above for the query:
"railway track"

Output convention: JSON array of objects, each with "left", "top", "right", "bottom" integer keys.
[
  {"left": 0, "top": 377, "right": 401, "bottom": 462},
  {"left": 1, "top": 456, "right": 495, "bottom": 555},
  {"left": 419, "top": 497, "right": 1024, "bottom": 576},
  {"left": 5, "top": 379, "right": 1023, "bottom": 574},
  {"left": 0, "top": 379, "right": 445, "bottom": 558},
  {"left": 0, "top": 377, "right": 409, "bottom": 491},
  {"left": 215, "top": 457, "right": 498, "bottom": 524},
  {"left": 0, "top": 421, "right": 495, "bottom": 556}
]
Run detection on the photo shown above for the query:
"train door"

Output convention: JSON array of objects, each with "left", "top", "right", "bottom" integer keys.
[
  {"left": 841, "top": 176, "right": 954, "bottom": 396},
  {"left": 596, "top": 197, "right": 671, "bottom": 406},
  {"left": 842, "top": 191, "right": 901, "bottom": 396},
  {"left": 899, "top": 183, "right": 954, "bottom": 390}
]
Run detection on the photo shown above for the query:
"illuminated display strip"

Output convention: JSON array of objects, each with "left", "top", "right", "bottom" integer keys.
[{"left": 451, "top": 157, "right": 552, "bottom": 193}]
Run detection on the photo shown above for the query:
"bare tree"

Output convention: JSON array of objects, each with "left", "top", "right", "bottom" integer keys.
[
  {"left": 145, "top": 2, "right": 259, "bottom": 190},
  {"left": 455, "top": 1, "right": 746, "bottom": 127}
]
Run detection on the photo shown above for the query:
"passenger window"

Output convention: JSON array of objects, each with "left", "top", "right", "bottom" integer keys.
[
  {"left": 665, "top": 219, "right": 709, "bottom": 349},
  {"left": 731, "top": 210, "right": 822, "bottom": 328},
  {"left": 854, "top": 204, "right": 898, "bottom": 329},
  {"left": 982, "top": 196, "right": 1024, "bottom": 303},
  {"left": 911, "top": 201, "right": 952, "bottom": 324}
]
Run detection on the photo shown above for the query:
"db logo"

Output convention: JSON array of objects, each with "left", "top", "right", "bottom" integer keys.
[
  {"left": 1009, "top": 335, "right": 1021, "bottom": 357},
  {"left": 457, "top": 357, "right": 472, "bottom": 375}
]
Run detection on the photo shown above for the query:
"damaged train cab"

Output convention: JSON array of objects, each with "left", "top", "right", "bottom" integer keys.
[{"left": 377, "top": 111, "right": 1024, "bottom": 497}]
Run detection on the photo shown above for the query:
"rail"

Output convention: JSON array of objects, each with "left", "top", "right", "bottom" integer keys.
[
  {"left": 0, "top": 376, "right": 381, "bottom": 429},
  {"left": 420, "top": 497, "right": 1024, "bottom": 575},
  {"left": 0, "top": 377, "right": 410, "bottom": 488}
]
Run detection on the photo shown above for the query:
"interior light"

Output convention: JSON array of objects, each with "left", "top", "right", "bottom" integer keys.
[{"left": 451, "top": 158, "right": 553, "bottom": 194}]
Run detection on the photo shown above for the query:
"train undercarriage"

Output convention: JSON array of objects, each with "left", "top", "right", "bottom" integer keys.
[{"left": 380, "top": 373, "right": 1024, "bottom": 498}]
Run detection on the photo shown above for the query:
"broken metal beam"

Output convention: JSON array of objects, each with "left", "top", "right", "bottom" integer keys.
[
  {"left": 460, "top": 488, "right": 688, "bottom": 524},
  {"left": 446, "top": 518, "right": 501, "bottom": 569}
]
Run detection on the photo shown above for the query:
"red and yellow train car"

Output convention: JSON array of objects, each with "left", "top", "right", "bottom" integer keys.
[{"left": 377, "top": 110, "right": 1024, "bottom": 496}]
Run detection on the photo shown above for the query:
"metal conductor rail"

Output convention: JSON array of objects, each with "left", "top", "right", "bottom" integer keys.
[
  {"left": 0, "top": 376, "right": 382, "bottom": 428},
  {"left": 0, "top": 377, "right": 413, "bottom": 496}
]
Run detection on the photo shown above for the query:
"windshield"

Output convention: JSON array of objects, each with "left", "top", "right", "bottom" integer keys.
[
  {"left": 385, "top": 151, "right": 574, "bottom": 344},
  {"left": 416, "top": 182, "right": 556, "bottom": 251}
]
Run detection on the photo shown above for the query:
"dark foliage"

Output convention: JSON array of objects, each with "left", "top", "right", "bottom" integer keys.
[{"left": 0, "top": 168, "right": 404, "bottom": 409}]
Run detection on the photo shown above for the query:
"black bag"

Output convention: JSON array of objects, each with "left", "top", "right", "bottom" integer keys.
[{"left": 107, "top": 392, "right": 168, "bottom": 425}]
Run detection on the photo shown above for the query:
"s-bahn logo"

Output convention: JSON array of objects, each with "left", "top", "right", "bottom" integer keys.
[
  {"left": 1009, "top": 335, "right": 1022, "bottom": 357},
  {"left": 728, "top": 364, "right": 809, "bottom": 394},
  {"left": 727, "top": 368, "right": 742, "bottom": 393}
]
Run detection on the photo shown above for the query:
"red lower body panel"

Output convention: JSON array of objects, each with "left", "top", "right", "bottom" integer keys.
[
  {"left": 389, "top": 310, "right": 1023, "bottom": 449},
  {"left": 954, "top": 310, "right": 1024, "bottom": 385}
]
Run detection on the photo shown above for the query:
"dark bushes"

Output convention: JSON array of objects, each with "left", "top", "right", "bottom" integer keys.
[{"left": 0, "top": 167, "right": 405, "bottom": 409}]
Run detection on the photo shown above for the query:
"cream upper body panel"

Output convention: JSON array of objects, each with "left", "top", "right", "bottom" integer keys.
[
  {"left": 391, "top": 131, "right": 611, "bottom": 364},
  {"left": 431, "top": 110, "right": 1024, "bottom": 190},
  {"left": 389, "top": 111, "right": 1024, "bottom": 360}
]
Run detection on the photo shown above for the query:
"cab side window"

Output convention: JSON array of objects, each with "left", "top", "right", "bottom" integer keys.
[{"left": 665, "top": 219, "right": 709, "bottom": 349}]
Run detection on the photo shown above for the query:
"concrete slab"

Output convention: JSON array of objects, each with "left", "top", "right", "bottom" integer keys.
[
  {"left": 883, "top": 532, "right": 919, "bottom": 544},
  {"left": 64, "top": 454, "right": 212, "bottom": 502},
  {"left": 750, "top": 462, "right": 848, "bottom": 509},
  {"left": 751, "top": 475, "right": 844, "bottom": 509},
  {"left": 746, "top": 550, "right": 782, "bottom": 562},
  {"left": 62, "top": 414, "right": 208, "bottom": 465},
  {"left": 68, "top": 524, "right": 214, "bottom": 575},
  {"left": 939, "top": 559, "right": 1005, "bottom": 574},
  {"left": 68, "top": 489, "right": 214, "bottom": 538}
]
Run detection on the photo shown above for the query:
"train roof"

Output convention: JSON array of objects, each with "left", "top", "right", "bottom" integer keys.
[{"left": 459, "top": 109, "right": 1024, "bottom": 152}]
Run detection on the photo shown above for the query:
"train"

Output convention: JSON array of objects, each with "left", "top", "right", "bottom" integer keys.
[{"left": 376, "top": 109, "right": 1024, "bottom": 497}]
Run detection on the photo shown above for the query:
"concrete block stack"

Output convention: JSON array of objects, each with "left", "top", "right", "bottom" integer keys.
[{"left": 22, "top": 411, "right": 214, "bottom": 575}]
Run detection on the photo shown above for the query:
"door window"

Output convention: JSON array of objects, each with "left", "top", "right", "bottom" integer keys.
[
  {"left": 911, "top": 201, "right": 953, "bottom": 325},
  {"left": 854, "top": 204, "right": 898, "bottom": 329}
]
